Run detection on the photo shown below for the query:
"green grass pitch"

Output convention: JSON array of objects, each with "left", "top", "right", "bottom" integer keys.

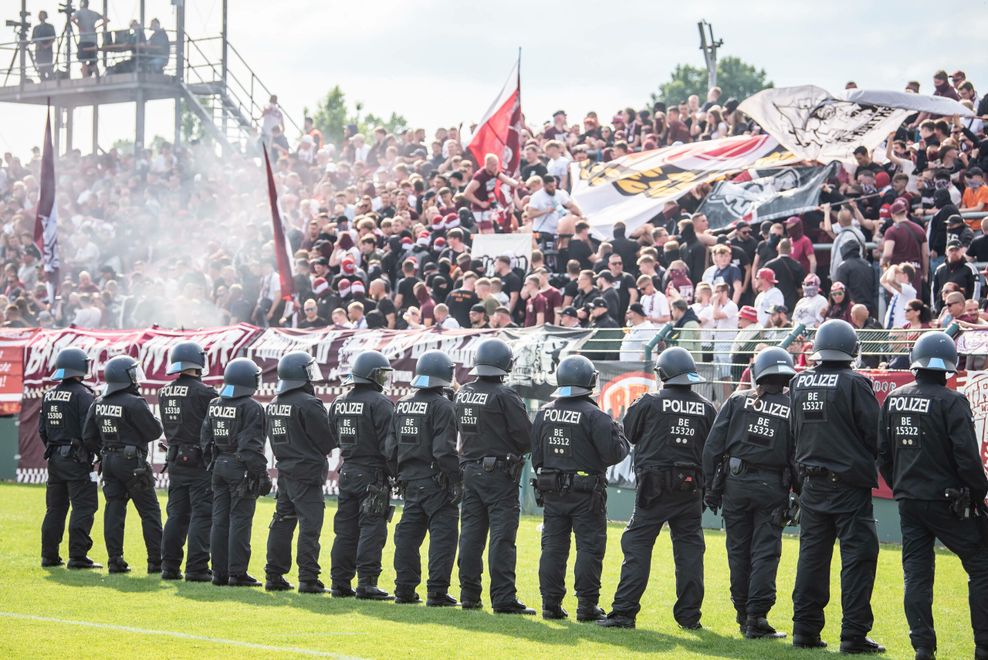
[{"left": 0, "top": 483, "right": 977, "bottom": 658}]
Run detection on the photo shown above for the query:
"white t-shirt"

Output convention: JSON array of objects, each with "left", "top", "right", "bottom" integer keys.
[
  {"left": 639, "top": 290, "right": 670, "bottom": 322},
  {"left": 529, "top": 188, "right": 571, "bottom": 235},
  {"left": 754, "top": 287, "right": 785, "bottom": 326},
  {"left": 692, "top": 302, "right": 714, "bottom": 344},
  {"left": 619, "top": 321, "right": 655, "bottom": 361},
  {"left": 547, "top": 156, "right": 571, "bottom": 182},
  {"left": 793, "top": 294, "right": 829, "bottom": 329},
  {"left": 884, "top": 282, "right": 916, "bottom": 329},
  {"left": 439, "top": 316, "right": 461, "bottom": 330}
]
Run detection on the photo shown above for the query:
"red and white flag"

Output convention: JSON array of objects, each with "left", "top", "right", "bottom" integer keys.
[
  {"left": 466, "top": 54, "right": 522, "bottom": 176},
  {"left": 34, "top": 106, "right": 60, "bottom": 303},
  {"left": 263, "top": 146, "right": 294, "bottom": 302}
]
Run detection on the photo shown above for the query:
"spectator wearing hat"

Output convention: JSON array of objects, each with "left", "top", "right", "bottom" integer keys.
[
  {"left": 588, "top": 297, "right": 620, "bottom": 361},
  {"left": 880, "top": 199, "right": 928, "bottom": 294},
  {"left": 753, "top": 267, "right": 784, "bottom": 326},
  {"left": 619, "top": 303, "right": 654, "bottom": 361},
  {"left": 826, "top": 281, "right": 853, "bottom": 322},
  {"left": 468, "top": 304, "right": 489, "bottom": 329},
  {"left": 765, "top": 238, "right": 805, "bottom": 313},
  {"left": 729, "top": 305, "right": 763, "bottom": 382},
  {"left": 947, "top": 213, "right": 974, "bottom": 247},
  {"left": 558, "top": 306, "right": 582, "bottom": 328},
  {"left": 930, "top": 239, "right": 979, "bottom": 313},
  {"left": 766, "top": 304, "right": 789, "bottom": 332},
  {"left": 792, "top": 274, "right": 829, "bottom": 329},
  {"left": 751, "top": 221, "right": 784, "bottom": 280}
]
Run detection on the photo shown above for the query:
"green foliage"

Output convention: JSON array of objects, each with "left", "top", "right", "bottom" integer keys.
[
  {"left": 306, "top": 85, "right": 408, "bottom": 146},
  {"left": 650, "top": 56, "right": 773, "bottom": 107}
]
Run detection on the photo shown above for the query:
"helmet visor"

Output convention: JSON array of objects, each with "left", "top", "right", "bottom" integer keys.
[
  {"left": 305, "top": 360, "right": 323, "bottom": 383},
  {"left": 372, "top": 367, "right": 393, "bottom": 389},
  {"left": 129, "top": 365, "right": 146, "bottom": 386}
]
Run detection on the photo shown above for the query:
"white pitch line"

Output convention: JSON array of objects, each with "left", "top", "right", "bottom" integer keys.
[{"left": 0, "top": 611, "right": 364, "bottom": 658}]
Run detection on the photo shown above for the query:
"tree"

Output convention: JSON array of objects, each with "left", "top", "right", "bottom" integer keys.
[
  {"left": 306, "top": 86, "right": 408, "bottom": 146},
  {"left": 650, "top": 56, "right": 772, "bottom": 107}
]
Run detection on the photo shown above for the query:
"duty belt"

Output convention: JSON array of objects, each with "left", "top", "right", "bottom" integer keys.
[{"left": 803, "top": 465, "right": 841, "bottom": 484}]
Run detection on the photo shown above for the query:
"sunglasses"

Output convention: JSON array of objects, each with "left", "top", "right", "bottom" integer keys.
[{"left": 832, "top": 291, "right": 845, "bottom": 296}]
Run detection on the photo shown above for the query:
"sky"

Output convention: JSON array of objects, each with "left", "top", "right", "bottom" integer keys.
[{"left": 1, "top": 0, "right": 986, "bottom": 157}]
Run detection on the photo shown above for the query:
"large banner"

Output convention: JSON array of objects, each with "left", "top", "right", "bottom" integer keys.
[
  {"left": 740, "top": 86, "right": 973, "bottom": 163},
  {"left": 470, "top": 232, "right": 532, "bottom": 277},
  {"left": 697, "top": 162, "right": 838, "bottom": 229},
  {"left": 0, "top": 328, "right": 39, "bottom": 416},
  {"left": 570, "top": 135, "right": 797, "bottom": 240}
]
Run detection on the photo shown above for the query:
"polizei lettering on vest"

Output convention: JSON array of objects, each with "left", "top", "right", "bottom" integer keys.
[
  {"left": 334, "top": 401, "right": 365, "bottom": 415},
  {"left": 455, "top": 391, "right": 490, "bottom": 406},
  {"left": 793, "top": 373, "right": 839, "bottom": 389},
  {"left": 45, "top": 390, "right": 73, "bottom": 403},
  {"left": 267, "top": 404, "right": 293, "bottom": 417},
  {"left": 211, "top": 406, "right": 238, "bottom": 419},
  {"left": 96, "top": 403, "right": 123, "bottom": 417},
  {"left": 543, "top": 408, "right": 582, "bottom": 424},
  {"left": 396, "top": 401, "right": 429, "bottom": 416},
  {"left": 888, "top": 396, "right": 931, "bottom": 414},
  {"left": 661, "top": 399, "right": 706, "bottom": 415},
  {"left": 742, "top": 397, "right": 791, "bottom": 419}
]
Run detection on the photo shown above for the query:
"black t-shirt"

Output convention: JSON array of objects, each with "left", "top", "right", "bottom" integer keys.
[
  {"left": 396, "top": 276, "right": 420, "bottom": 309},
  {"left": 501, "top": 271, "right": 522, "bottom": 301},
  {"left": 521, "top": 161, "right": 548, "bottom": 181},
  {"left": 969, "top": 234, "right": 988, "bottom": 262},
  {"left": 732, "top": 235, "right": 759, "bottom": 265},
  {"left": 445, "top": 288, "right": 479, "bottom": 327},
  {"left": 755, "top": 239, "right": 778, "bottom": 266},
  {"left": 375, "top": 297, "right": 397, "bottom": 323},
  {"left": 568, "top": 239, "right": 595, "bottom": 270},
  {"left": 563, "top": 278, "right": 579, "bottom": 300}
]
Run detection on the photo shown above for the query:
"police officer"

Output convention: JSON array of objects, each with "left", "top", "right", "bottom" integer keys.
[
  {"left": 790, "top": 319, "right": 884, "bottom": 653},
  {"left": 878, "top": 333, "right": 988, "bottom": 660},
  {"left": 389, "top": 350, "right": 460, "bottom": 606},
  {"left": 40, "top": 348, "right": 100, "bottom": 569},
  {"left": 201, "top": 358, "right": 267, "bottom": 587},
  {"left": 599, "top": 348, "right": 715, "bottom": 629},
  {"left": 264, "top": 351, "right": 335, "bottom": 594},
  {"left": 702, "top": 347, "right": 796, "bottom": 639},
  {"left": 329, "top": 351, "right": 395, "bottom": 600},
  {"left": 456, "top": 338, "right": 534, "bottom": 614},
  {"left": 82, "top": 355, "right": 163, "bottom": 574},
  {"left": 160, "top": 342, "right": 216, "bottom": 582},
  {"left": 531, "top": 355, "right": 630, "bottom": 621}
]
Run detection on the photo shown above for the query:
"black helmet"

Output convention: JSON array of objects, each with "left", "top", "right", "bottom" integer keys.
[
  {"left": 276, "top": 351, "right": 322, "bottom": 394},
  {"left": 910, "top": 331, "right": 957, "bottom": 372},
  {"left": 656, "top": 347, "right": 704, "bottom": 385},
  {"left": 470, "top": 338, "right": 513, "bottom": 377},
  {"left": 411, "top": 350, "right": 455, "bottom": 388},
  {"left": 811, "top": 319, "right": 859, "bottom": 362},
  {"left": 751, "top": 347, "right": 796, "bottom": 384},
  {"left": 350, "top": 350, "right": 392, "bottom": 388},
  {"left": 220, "top": 358, "right": 261, "bottom": 398},
  {"left": 103, "top": 355, "right": 143, "bottom": 395},
  {"left": 552, "top": 355, "right": 598, "bottom": 398},
  {"left": 166, "top": 341, "right": 206, "bottom": 375},
  {"left": 52, "top": 347, "right": 90, "bottom": 380}
]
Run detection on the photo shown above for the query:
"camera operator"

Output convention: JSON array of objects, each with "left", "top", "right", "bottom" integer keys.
[{"left": 31, "top": 11, "right": 56, "bottom": 80}]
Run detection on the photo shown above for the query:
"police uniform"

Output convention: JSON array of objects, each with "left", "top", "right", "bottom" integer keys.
[
  {"left": 790, "top": 366, "right": 881, "bottom": 643},
  {"left": 40, "top": 379, "right": 98, "bottom": 565},
  {"left": 82, "top": 387, "right": 164, "bottom": 569},
  {"left": 160, "top": 374, "right": 216, "bottom": 577},
  {"left": 879, "top": 376, "right": 988, "bottom": 655},
  {"left": 264, "top": 386, "right": 335, "bottom": 587},
  {"left": 609, "top": 387, "right": 715, "bottom": 627},
  {"left": 531, "top": 396, "right": 630, "bottom": 614},
  {"left": 329, "top": 384, "right": 395, "bottom": 592},
  {"left": 702, "top": 387, "right": 795, "bottom": 630},
  {"left": 201, "top": 395, "right": 267, "bottom": 582},
  {"left": 455, "top": 378, "right": 532, "bottom": 608},
  {"left": 389, "top": 388, "right": 460, "bottom": 601}
]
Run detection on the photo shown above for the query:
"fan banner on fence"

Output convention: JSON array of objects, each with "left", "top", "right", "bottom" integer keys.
[
  {"left": 956, "top": 330, "right": 988, "bottom": 355},
  {"left": 570, "top": 134, "right": 797, "bottom": 240},
  {"left": 739, "top": 85, "right": 973, "bottom": 163},
  {"left": 470, "top": 232, "right": 533, "bottom": 277},
  {"left": 698, "top": 162, "right": 838, "bottom": 229},
  {"left": 0, "top": 328, "right": 39, "bottom": 416}
]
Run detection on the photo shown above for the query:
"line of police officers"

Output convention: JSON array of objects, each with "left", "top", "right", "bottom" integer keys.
[{"left": 38, "top": 322, "right": 988, "bottom": 659}]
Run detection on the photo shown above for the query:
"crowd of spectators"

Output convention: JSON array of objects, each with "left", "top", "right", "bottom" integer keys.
[{"left": 1, "top": 68, "right": 987, "bottom": 374}]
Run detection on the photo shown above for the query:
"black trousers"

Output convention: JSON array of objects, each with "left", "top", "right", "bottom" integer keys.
[
  {"left": 210, "top": 457, "right": 257, "bottom": 578},
  {"left": 393, "top": 476, "right": 459, "bottom": 595},
  {"left": 265, "top": 474, "right": 325, "bottom": 583},
  {"left": 610, "top": 489, "right": 704, "bottom": 624},
  {"left": 899, "top": 499, "right": 988, "bottom": 651},
  {"left": 331, "top": 465, "right": 389, "bottom": 586},
  {"left": 458, "top": 463, "right": 522, "bottom": 607},
  {"left": 41, "top": 452, "right": 98, "bottom": 561},
  {"left": 792, "top": 479, "right": 878, "bottom": 639},
  {"left": 721, "top": 473, "right": 787, "bottom": 620},
  {"left": 538, "top": 489, "right": 607, "bottom": 606},
  {"left": 101, "top": 452, "right": 162, "bottom": 563},
  {"left": 161, "top": 464, "right": 213, "bottom": 574}
]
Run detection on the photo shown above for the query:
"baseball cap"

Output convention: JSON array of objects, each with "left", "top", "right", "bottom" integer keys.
[
  {"left": 739, "top": 306, "right": 758, "bottom": 323},
  {"left": 875, "top": 171, "right": 891, "bottom": 189},
  {"left": 784, "top": 215, "right": 801, "bottom": 227},
  {"left": 591, "top": 297, "right": 609, "bottom": 309},
  {"left": 948, "top": 215, "right": 965, "bottom": 227},
  {"left": 561, "top": 306, "right": 579, "bottom": 319},
  {"left": 757, "top": 267, "right": 777, "bottom": 284},
  {"left": 312, "top": 277, "right": 329, "bottom": 295},
  {"left": 890, "top": 199, "right": 908, "bottom": 215},
  {"left": 967, "top": 167, "right": 984, "bottom": 178},
  {"left": 879, "top": 204, "right": 892, "bottom": 220},
  {"left": 770, "top": 304, "right": 788, "bottom": 315},
  {"left": 470, "top": 304, "right": 486, "bottom": 314},
  {"left": 597, "top": 271, "right": 615, "bottom": 283},
  {"left": 628, "top": 303, "right": 645, "bottom": 317},
  {"left": 947, "top": 238, "right": 963, "bottom": 249},
  {"left": 350, "top": 280, "right": 365, "bottom": 295}
]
